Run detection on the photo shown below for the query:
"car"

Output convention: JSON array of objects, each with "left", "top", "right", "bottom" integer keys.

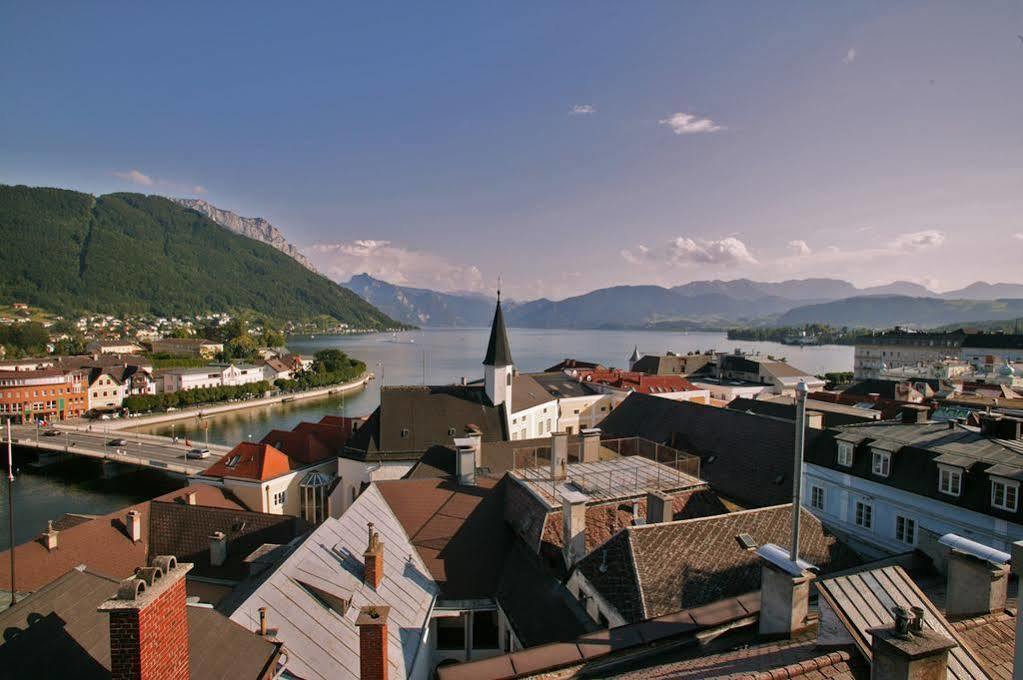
[
  {"left": 107, "top": 438, "right": 128, "bottom": 447},
  {"left": 186, "top": 448, "right": 211, "bottom": 459},
  {"left": 42, "top": 429, "right": 60, "bottom": 437}
]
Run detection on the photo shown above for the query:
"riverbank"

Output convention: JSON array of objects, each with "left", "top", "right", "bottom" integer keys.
[{"left": 106, "top": 372, "right": 373, "bottom": 430}]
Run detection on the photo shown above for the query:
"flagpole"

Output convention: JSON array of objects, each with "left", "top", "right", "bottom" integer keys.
[{"left": 6, "top": 419, "right": 16, "bottom": 606}]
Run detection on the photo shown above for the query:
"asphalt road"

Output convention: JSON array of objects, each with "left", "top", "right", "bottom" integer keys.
[{"left": 3, "top": 424, "right": 230, "bottom": 475}]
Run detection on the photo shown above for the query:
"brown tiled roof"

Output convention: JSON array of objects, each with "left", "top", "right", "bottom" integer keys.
[
  {"left": 576, "top": 505, "right": 859, "bottom": 623},
  {"left": 0, "top": 484, "right": 247, "bottom": 592},
  {"left": 259, "top": 428, "right": 331, "bottom": 465},
  {"left": 599, "top": 393, "right": 816, "bottom": 508},
  {"left": 148, "top": 500, "right": 303, "bottom": 580},
  {"left": 375, "top": 476, "right": 513, "bottom": 600},
  {"left": 0, "top": 568, "right": 281, "bottom": 679},
  {"left": 202, "top": 442, "right": 293, "bottom": 481},
  {"left": 952, "top": 610, "right": 1017, "bottom": 680}
]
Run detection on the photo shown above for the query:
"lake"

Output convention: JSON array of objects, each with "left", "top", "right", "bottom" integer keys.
[{"left": 141, "top": 328, "right": 853, "bottom": 446}]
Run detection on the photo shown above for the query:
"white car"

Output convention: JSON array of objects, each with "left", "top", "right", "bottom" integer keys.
[{"left": 186, "top": 448, "right": 211, "bottom": 459}]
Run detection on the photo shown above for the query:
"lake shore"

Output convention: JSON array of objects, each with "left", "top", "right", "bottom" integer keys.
[{"left": 106, "top": 372, "right": 373, "bottom": 430}]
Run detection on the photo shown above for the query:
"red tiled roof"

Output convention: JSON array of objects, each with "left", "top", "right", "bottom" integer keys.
[
  {"left": 202, "top": 442, "right": 293, "bottom": 481},
  {"left": 259, "top": 429, "right": 331, "bottom": 465},
  {"left": 953, "top": 610, "right": 1017, "bottom": 680},
  {"left": 0, "top": 484, "right": 247, "bottom": 592},
  {"left": 577, "top": 369, "right": 701, "bottom": 395}
]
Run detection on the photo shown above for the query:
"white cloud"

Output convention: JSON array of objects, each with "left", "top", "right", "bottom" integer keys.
[
  {"left": 1012, "top": 233, "right": 1023, "bottom": 241},
  {"left": 622, "top": 236, "right": 756, "bottom": 267},
  {"left": 306, "top": 240, "right": 485, "bottom": 293},
  {"left": 192, "top": 185, "right": 207, "bottom": 195},
  {"left": 891, "top": 229, "right": 945, "bottom": 251},
  {"left": 113, "top": 169, "right": 154, "bottom": 186},
  {"left": 658, "top": 112, "right": 725, "bottom": 135},
  {"left": 843, "top": 48, "right": 857, "bottom": 64},
  {"left": 788, "top": 240, "right": 812, "bottom": 257},
  {"left": 570, "top": 104, "right": 596, "bottom": 115}
]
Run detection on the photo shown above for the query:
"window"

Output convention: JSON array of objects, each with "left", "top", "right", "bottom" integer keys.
[
  {"left": 435, "top": 614, "right": 466, "bottom": 651},
  {"left": 895, "top": 515, "right": 916, "bottom": 545},
  {"left": 938, "top": 467, "right": 962, "bottom": 496},
  {"left": 400, "top": 428, "right": 409, "bottom": 439},
  {"left": 837, "top": 442, "right": 854, "bottom": 467},
  {"left": 273, "top": 490, "right": 286, "bottom": 506},
  {"left": 810, "top": 485, "right": 825, "bottom": 511},
  {"left": 991, "top": 479, "right": 1019, "bottom": 512},
  {"left": 871, "top": 450, "right": 891, "bottom": 477},
  {"left": 472, "top": 610, "right": 499, "bottom": 650},
  {"left": 506, "top": 373, "right": 512, "bottom": 386},
  {"left": 855, "top": 501, "right": 873, "bottom": 529}
]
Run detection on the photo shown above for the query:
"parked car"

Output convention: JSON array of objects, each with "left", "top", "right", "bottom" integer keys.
[
  {"left": 186, "top": 448, "right": 211, "bottom": 459},
  {"left": 42, "top": 429, "right": 60, "bottom": 437},
  {"left": 107, "top": 438, "right": 128, "bottom": 447}
]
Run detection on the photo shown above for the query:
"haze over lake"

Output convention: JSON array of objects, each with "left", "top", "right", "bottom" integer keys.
[{"left": 142, "top": 328, "right": 853, "bottom": 446}]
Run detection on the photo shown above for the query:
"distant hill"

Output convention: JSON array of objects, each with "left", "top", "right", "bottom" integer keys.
[
  {"left": 0, "top": 185, "right": 399, "bottom": 326},
  {"left": 344, "top": 273, "right": 497, "bottom": 326},
  {"left": 778, "top": 296, "right": 1023, "bottom": 328},
  {"left": 172, "top": 197, "right": 316, "bottom": 271}
]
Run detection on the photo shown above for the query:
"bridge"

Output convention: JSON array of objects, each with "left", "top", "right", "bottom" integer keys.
[{"left": 3, "top": 424, "right": 233, "bottom": 476}]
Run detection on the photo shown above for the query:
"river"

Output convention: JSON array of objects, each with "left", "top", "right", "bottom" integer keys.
[{"left": 140, "top": 328, "right": 853, "bottom": 446}]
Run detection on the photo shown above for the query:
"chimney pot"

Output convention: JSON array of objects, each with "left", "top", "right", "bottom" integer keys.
[
  {"left": 43, "top": 520, "right": 59, "bottom": 551},
  {"left": 258, "top": 606, "right": 268, "bottom": 637},
  {"left": 127, "top": 509, "right": 142, "bottom": 543},
  {"left": 869, "top": 620, "right": 955, "bottom": 680},
  {"left": 209, "top": 530, "right": 227, "bottom": 567}
]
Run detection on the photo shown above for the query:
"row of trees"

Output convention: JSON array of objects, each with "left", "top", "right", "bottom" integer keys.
[{"left": 274, "top": 349, "right": 365, "bottom": 391}]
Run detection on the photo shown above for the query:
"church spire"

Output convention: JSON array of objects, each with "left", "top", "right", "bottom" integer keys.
[{"left": 483, "top": 294, "right": 513, "bottom": 367}]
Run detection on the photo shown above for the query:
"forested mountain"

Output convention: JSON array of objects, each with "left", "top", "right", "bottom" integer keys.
[
  {"left": 345, "top": 273, "right": 497, "bottom": 326},
  {"left": 0, "top": 185, "right": 398, "bottom": 326},
  {"left": 778, "top": 296, "right": 1023, "bottom": 328}
]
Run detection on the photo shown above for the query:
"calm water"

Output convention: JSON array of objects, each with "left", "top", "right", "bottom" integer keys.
[{"left": 143, "top": 328, "right": 853, "bottom": 446}]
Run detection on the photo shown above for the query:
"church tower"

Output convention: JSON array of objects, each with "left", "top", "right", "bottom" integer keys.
[
  {"left": 483, "top": 291, "right": 514, "bottom": 409},
  {"left": 629, "top": 345, "right": 641, "bottom": 371}
]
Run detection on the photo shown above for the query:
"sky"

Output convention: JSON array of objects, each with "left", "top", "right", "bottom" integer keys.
[{"left": 3, "top": 2, "right": 1022, "bottom": 300}]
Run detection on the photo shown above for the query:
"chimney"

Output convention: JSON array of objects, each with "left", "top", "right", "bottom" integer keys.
[
  {"left": 580, "top": 428, "right": 601, "bottom": 463},
  {"left": 900, "top": 404, "right": 929, "bottom": 424},
  {"left": 756, "top": 544, "right": 816, "bottom": 638},
  {"left": 997, "top": 416, "right": 1022, "bottom": 440},
  {"left": 258, "top": 607, "right": 268, "bottom": 636},
  {"left": 126, "top": 510, "right": 142, "bottom": 543},
  {"left": 560, "top": 489, "right": 588, "bottom": 567},
  {"left": 364, "top": 523, "right": 384, "bottom": 590},
  {"left": 868, "top": 607, "right": 955, "bottom": 680},
  {"left": 209, "top": 531, "right": 227, "bottom": 567},
  {"left": 645, "top": 491, "right": 672, "bottom": 525},
  {"left": 945, "top": 548, "right": 1009, "bottom": 619},
  {"left": 356, "top": 605, "right": 390, "bottom": 680},
  {"left": 979, "top": 413, "right": 1003, "bottom": 436},
  {"left": 455, "top": 442, "right": 476, "bottom": 485},
  {"left": 551, "top": 431, "right": 568, "bottom": 481},
  {"left": 98, "top": 555, "right": 192, "bottom": 680},
  {"left": 42, "top": 520, "right": 58, "bottom": 551},
  {"left": 1011, "top": 539, "right": 1023, "bottom": 578},
  {"left": 185, "top": 491, "right": 197, "bottom": 505}
]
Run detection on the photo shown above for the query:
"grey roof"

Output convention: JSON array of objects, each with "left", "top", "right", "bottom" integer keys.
[
  {"left": 530, "top": 371, "right": 597, "bottom": 399},
  {"left": 816, "top": 565, "right": 988, "bottom": 679},
  {"left": 223, "top": 484, "right": 438, "bottom": 680},
  {"left": 511, "top": 372, "right": 558, "bottom": 412},
  {"left": 483, "top": 298, "right": 513, "bottom": 367},
  {"left": 961, "top": 333, "right": 1023, "bottom": 350},
  {"left": 0, "top": 568, "right": 280, "bottom": 679}
]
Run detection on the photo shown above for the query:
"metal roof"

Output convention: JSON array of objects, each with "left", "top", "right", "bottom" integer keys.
[
  {"left": 816, "top": 565, "right": 988, "bottom": 680},
  {"left": 483, "top": 298, "right": 513, "bottom": 367},
  {"left": 225, "top": 485, "right": 438, "bottom": 680}
]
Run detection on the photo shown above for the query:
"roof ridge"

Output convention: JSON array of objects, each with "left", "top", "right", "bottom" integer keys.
[
  {"left": 624, "top": 526, "right": 649, "bottom": 621},
  {"left": 741, "top": 649, "right": 856, "bottom": 680},
  {"left": 951, "top": 609, "right": 1016, "bottom": 631},
  {"left": 628, "top": 503, "right": 793, "bottom": 532}
]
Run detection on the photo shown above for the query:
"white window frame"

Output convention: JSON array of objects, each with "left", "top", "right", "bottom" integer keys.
[
  {"left": 938, "top": 466, "right": 962, "bottom": 497},
  {"left": 837, "top": 442, "right": 854, "bottom": 467},
  {"left": 871, "top": 450, "right": 891, "bottom": 477},
  {"left": 810, "top": 485, "right": 825, "bottom": 511},
  {"left": 895, "top": 515, "right": 916, "bottom": 545},
  {"left": 855, "top": 501, "right": 873, "bottom": 529},
  {"left": 991, "top": 478, "right": 1019, "bottom": 512}
]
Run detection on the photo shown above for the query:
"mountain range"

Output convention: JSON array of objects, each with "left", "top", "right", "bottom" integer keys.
[
  {"left": 344, "top": 274, "right": 1023, "bottom": 330},
  {"left": 0, "top": 185, "right": 398, "bottom": 327}
]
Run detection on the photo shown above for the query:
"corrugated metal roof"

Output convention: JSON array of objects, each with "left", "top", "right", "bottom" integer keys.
[
  {"left": 816, "top": 565, "right": 988, "bottom": 680},
  {"left": 226, "top": 485, "right": 438, "bottom": 680}
]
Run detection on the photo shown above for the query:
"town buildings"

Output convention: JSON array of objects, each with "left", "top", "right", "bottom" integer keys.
[
  {"left": 854, "top": 329, "right": 966, "bottom": 379},
  {"left": 0, "top": 368, "right": 87, "bottom": 421},
  {"left": 150, "top": 336, "right": 224, "bottom": 358},
  {"left": 84, "top": 339, "right": 144, "bottom": 355}
]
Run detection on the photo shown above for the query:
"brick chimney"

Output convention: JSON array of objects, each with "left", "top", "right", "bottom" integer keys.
[
  {"left": 550, "top": 431, "right": 568, "bottom": 480},
  {"left": 209, "top": 531, "right": 227, "bottom": 568},
  {"left": 42, "top": 520, "right": 58, "bottom": 551},
  {"left": 580, "top": 428, "right": 601, "bottom": 463},
  {"left": 364, "top": 523, "right": 384, "bottom": 590},
  {"left": 560, "top": 489, "right": 588, "bottom": 567},
  {"left": 945, "top": 549, "right": 1009, "bottom": 619},
  {"left": 868, "top": 606, "right": 955, "bottom": 680},
  {"left": 356, "top": 605, "right": 390, "bottom": 680},
  {"left": 645, "top": 491, "right": 672, "bottom": 525},
  {"left": 98, "top": 555, "right": 192, "bottom": 680},
  {"left": 127, "top": 510, "right": 142, "bottom": 543}
]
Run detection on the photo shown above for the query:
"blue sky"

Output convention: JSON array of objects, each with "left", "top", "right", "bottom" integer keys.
[{"left": 3, "top": 2, "right": 1022, "bottom": 299}]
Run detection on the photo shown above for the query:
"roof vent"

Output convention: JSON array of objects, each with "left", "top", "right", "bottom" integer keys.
[{"left": 736, "top": 533, "right": 758, "bottom": 551}]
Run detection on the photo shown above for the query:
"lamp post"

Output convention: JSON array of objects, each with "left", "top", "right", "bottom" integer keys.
[
  {"left": 790, "top": 380, "right": 808, "bottom": 562},
  {"left": 6, "top": 419, "right": 16, "bottom": 605}
]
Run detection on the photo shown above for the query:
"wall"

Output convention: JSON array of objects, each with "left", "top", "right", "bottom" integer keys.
[
  {"left": 509, "top": 401, "right": 558, "bottom": 441},
  {"left": 337, "top": 458, "right": 416, "bottom": 514}
]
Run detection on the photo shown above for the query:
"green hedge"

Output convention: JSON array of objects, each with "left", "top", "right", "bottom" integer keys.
[{"left": 123, "top": 380, "right": 271, "bottom": 413}]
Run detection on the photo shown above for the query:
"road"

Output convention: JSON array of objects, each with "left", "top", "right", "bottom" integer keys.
[{"left": 3, "top": 424, "right": 232, "bottom": 475}]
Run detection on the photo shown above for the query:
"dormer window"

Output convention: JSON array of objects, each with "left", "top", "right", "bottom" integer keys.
[
  {"left": 991, "top": 478, "right": 1019, "bottom": 512},
  {"left": 938, "top": 466, "right": 962, "bottom": 496},
  {"left": 871, "top": 450, "right": 891, "bottom": 477},
  {"left": 837, "top": 441, "right": 854, "bottom": 467},
  {"left": 400, "top": 428, "right": 409, "bottom": 439}
]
